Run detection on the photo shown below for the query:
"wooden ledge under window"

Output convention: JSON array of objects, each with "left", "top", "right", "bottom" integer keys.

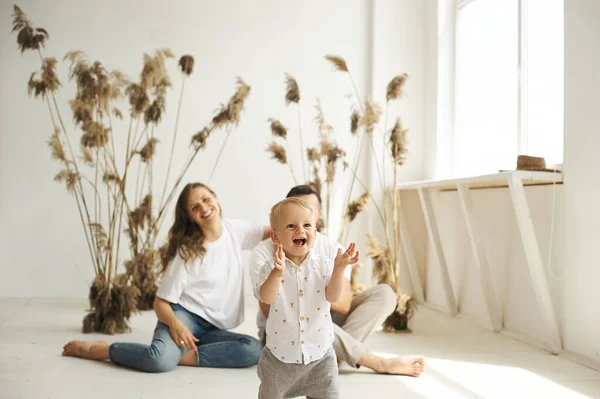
[
  {"left": 394, "top": 168, "right": 564, "bottom": 354},
  {"left": 395, "top": 170, "right": 563, "bottom": 192}
]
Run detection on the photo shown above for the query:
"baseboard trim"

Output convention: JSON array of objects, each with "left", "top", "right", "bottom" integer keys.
[
  {"left": 422, "top": 302, "right": 600, "bottom": 372},
  {"left": 560, "top": 350, "right": 600, "bottom": 372},
  {"left": 423, "top": 301, "right": 453, "bottom": 316},
  {"left": 456, "top": 311, "right": 495, "bottom": 331},
  {"left": 500, "top": 329, "right": 553, "bottom": 353}
]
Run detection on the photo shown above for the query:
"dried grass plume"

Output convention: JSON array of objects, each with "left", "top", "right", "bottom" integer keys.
[
  {"left": 389, "top": 117, "right": 408, "bottom": 165},
  {"left": 346, "top": 191, "right": 370, "bottom": 222},
  {"left": 266, "top": 142, "right": 287, "bottom": 164},
  {"left": 366, "top": 234, "right": 393, "bottom": 286},
  {"left": 361, "top": 97, "right": 382, "bottom": 134},
  {"left": 178, "top": 55, "right": 194, "bottom": 75},
  {"left": 284, "top": 73, "right": 300, "bottom": 104},
  {"left": 386, "top": 74, "right": 409, "bottom": 101},
  {"left": 325, "top": 55, "right": 348, "bottom": 72},
  {"left": 12, "top": 5, "right": 48, "bottom": 54},
  {"left": 268, "top": 118, "right": 288, "bottom": 139},
  {"left": 350, "top": 109, "right": 360, "bottom": 135},
  {"left": 28, "top": 58, "right": 60, "bottom": 98}
]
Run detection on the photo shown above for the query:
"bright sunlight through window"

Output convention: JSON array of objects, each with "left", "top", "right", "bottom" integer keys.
[{"left": 455, "top": 0, "right": 564, "bottom": 177}]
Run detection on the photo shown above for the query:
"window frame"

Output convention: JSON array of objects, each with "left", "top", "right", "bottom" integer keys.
[{"left": 453, "top": 0, "right": 562, "bottom": 177}]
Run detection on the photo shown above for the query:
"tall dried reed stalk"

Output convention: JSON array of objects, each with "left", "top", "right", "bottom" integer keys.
[
  {"left": 325, "top": 55, "right": 415, "bottom": 331},
  {"left": 12, "top": 6, "right": 250, "bottom": 332},
  {"left": 266, "top": 81, "right": 349, "bottom": 235},
  {"left": 265, "top": 55, "right": 416, "bottom": 331}
]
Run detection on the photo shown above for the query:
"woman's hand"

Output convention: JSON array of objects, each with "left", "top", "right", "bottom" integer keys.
[{"left": 169, "top": 319, "right": 199, "bottom": 352}]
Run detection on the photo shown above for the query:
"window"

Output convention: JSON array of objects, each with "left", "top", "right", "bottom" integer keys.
[{"left": 454, "top": 0, "right": 564, "bottom": 177}]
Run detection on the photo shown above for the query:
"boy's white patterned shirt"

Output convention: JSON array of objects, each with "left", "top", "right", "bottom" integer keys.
[{"left": 254, "top": 250, "right": 335, "bottom": 365}]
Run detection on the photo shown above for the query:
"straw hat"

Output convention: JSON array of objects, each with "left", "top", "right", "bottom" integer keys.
[{"left": 515, "top": 155, "right": 560, "bottom": 172}]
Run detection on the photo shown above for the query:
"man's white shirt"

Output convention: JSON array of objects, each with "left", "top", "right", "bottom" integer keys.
[{"left": 254, "top": 250, "right": 336, "bottom": 365}]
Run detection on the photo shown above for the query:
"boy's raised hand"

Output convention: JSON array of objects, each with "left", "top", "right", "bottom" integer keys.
[
  {"left": 334, "top": 242, "right": 359, "bottom": 271},
  {"left": 273, "top": 243, "right": 286, "bottom": 275}
]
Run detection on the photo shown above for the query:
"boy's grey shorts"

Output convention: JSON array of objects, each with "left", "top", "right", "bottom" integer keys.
[{"left": 257, "top": 346, "right": 339, "bottom": 399}]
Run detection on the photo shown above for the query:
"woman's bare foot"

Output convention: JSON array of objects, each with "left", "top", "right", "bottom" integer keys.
[
  {"left": 380, "top": 356, "right": 425, "bottom": 377},
  {"left": 62, "top": 340, "right": 110, "bottom": 361}
]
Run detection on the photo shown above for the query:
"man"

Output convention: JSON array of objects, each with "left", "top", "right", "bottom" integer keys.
[{"left": 249, "top": 185, "right": 424, "bottom": 377}]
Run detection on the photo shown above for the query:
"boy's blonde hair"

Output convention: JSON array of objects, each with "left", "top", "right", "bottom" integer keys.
[{"left": 270, "top": 197, "right": 315, "bottom": 229}]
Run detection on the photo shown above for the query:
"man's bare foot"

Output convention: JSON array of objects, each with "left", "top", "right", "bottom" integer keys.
[
  {"left": 62, "top": 340, "right": 110, "bottom": 360},
  {"left": 379, "top": 356, "right": 425, "bottom": 377}
]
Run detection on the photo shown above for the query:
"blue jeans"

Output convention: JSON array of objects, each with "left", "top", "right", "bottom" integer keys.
[{"left": 109, "top": 303, "right": 262, "bottom": 373}]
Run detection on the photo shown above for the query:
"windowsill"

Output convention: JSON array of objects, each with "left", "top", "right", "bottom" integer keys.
[{"left": 396, "top": 170, "right": 563, "bottom": 192}]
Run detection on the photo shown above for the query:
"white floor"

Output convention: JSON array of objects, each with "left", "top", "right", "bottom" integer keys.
[{"left": 1, "top": 298, "right": 600, "bottom": 399}]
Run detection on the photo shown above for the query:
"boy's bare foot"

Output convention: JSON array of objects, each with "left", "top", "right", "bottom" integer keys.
[
  {"left": 380, "top": 356, "right": 425, "bottom": 377},
  {"left": 62, "top": 340, "right": 110, "bottom": 360}
]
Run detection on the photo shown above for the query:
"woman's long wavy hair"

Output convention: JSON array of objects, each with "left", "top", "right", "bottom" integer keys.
[{"left": 160, "top": 182, "right": 220, "bottom": 272}]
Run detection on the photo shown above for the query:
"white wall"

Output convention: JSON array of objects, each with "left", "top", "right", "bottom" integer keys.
[
  {"left": 562, "top": 0, "right": 600, "bottom": 365},
  {"left": 0, "top": 1, "right": 428, "bottom": 297},
  {"left": 401, "top": 0, "right": 600, "bottom": 365}
]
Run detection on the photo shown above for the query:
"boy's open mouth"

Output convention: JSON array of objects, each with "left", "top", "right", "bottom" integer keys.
[{"left": 293, "top": 238, "right": 307, "bottom": 247}]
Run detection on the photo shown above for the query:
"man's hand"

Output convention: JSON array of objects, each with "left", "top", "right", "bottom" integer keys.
[{"left": 334, "top": 242, "right": 359, "bottom": 271}]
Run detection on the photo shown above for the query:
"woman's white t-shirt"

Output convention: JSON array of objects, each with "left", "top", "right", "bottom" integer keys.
[{"left": 156, "top": 218, "right": 264, "bottom": 330}]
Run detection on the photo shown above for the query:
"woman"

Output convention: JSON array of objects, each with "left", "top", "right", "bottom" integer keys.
[{"left": 62, "top": 182, "right": 270, "bottom": 372}]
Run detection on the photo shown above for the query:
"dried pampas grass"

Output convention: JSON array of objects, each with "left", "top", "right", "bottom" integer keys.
[
  {"left": 89, "top": 222, "right": 109, "bottom": 251},
  {"left": 306, "top": 147, "right": 320, "bottom": 163},
  {"left": 386, "top": 74, "right": 408, "bottom": 101},
  {"left": 389, "top": 118, "right": 408, "bottom": 165},
  {"left": 129, "top": 194, "right": 153, "bottom": 230},
  {"left": 325, "top": 55, "right": 348, "bottom": 72},
  {"left": 103, "top": 172, "right": 120, "bottom": 184},
  {"left": 83, "top": 274, "right": 139, "bottom": 334},
  {"left": 80, "top": 122, "right": 110, "bottom": 148},
  {"left": 361, "top": 97, "right": 382, "bottom": 134},
  {"left": 266, "top": 142, "right": 287, "bottom": 164},
  {"left": 124, "top": 249, "right": 160, "bottom": 311},
  {"left": 314, "top": 99, "right": 333, "bottom": 135},
  {"left": 212, "top": 78, "right": 251, "bottom": 129},
  {"left": 126, "top": 83, "right": 150, "bottom": 118},
  {"left": 367, "top": 234, "right": 393, "bottom": 286},
  {"left": 54, "top": 170, "right": 79, "bottom": 194},
  {"left": 284, "top": 73, "right": 300, "bottom": 105},
  {"left": 14, "top": 6, "right": 254, "bottom": 334},
  {"left": 350, "top": 109, "right": 360, "bottom": 135},
  {"left": 382, "top": 293, "right": 417, "bottom": 333},
  {"left": 178, "top": 55, "right": 194, "bottom": 75},
  {"left": 27, "top": 58, "right": 60, "bottom": 98},
  {"left": 138, "top": 138, "right": 159, "bottom": 162},
  {"left": 47, "top": 128, "right": 66, "bottom": 162},
  {"left": 268, "top": 118, "right": 288, "bottom": 139},
  {"left": 191, "top": 127, "right": 210, "bottom": 150},
  {"left": 12, "top": 5, "right": 48, "bottom": 54},
  {"left": 81, "top": 147, "right": 95, "bottom": 166},
  {"left": 346, "top": 191, "right": 370, "bottom": 222},
  {"left": 64, "top": 51, "right": 126, "bottom": 118}
]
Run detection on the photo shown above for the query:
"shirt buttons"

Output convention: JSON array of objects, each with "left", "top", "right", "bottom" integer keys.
[
  {"left": 300, "top": 316, "right": 305, "bottom": 321},
  {"left": 299, "top": 289, "right": 304, "bottom": 297}
]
